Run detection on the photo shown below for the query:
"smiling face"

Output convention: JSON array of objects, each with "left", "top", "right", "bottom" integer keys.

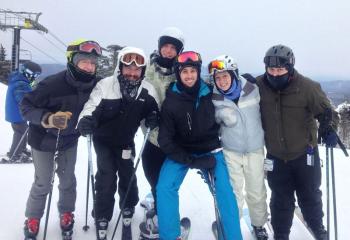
[
  {"left": 214, "top": 71, "right": 232, "bottom": 91},
  {"left": 77, "top": 58, "right": 97, "bottom": 74},
  {"left": 179, "top": 66, "right": 198, "bottom": 88},
  {"left": 121, "top": 64, "right": 143, "bottom": 81},
  {"left": 160, "top": 43, "right": 177, "bottom": 59}
]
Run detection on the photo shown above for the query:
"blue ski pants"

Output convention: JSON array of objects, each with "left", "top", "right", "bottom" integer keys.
[{"left": 156, "top": 151, "right": 243, "bottom": 240}]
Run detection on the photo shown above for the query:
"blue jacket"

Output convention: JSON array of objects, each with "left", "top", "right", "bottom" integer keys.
[{"left": 5, "top": 71, "right": 32, "bottom": 123}]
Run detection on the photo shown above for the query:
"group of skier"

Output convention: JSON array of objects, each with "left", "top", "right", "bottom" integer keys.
[{"left": 5, "top": 26, "right": 339, "bottom": 240}]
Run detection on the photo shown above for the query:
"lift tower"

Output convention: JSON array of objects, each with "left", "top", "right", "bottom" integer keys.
[{"left": 0, "top": 10, "right": 48, "bottom": 71}]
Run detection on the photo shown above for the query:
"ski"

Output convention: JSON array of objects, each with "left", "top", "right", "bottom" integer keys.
[
  {"left": 61, "top": 229, "right": 73, "bottom": 240},
  {"left": 294, "top": 206, "right": 316, "bottom": 239},
  {"left": 122, "top": 223, "right": 132, "bottom": 240}
]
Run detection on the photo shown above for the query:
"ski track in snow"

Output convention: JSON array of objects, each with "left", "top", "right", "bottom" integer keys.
[{"left": 0, "top": 83, "right": 349, "bottom": 240}]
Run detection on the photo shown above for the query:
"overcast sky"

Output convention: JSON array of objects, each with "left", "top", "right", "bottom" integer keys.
[{"left": 1, "top": 0, "right": 349, "bottom": 80}]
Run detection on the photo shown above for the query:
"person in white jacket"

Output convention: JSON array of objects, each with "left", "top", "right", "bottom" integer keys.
[{"left": 209, "top": 55, "right": 269, "bottom": 240}]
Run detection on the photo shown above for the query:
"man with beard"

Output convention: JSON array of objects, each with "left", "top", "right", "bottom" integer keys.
[{"left": 77, "top": 46, "right": 159, "bottom": 240}]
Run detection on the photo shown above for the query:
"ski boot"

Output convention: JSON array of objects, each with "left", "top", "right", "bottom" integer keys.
[
  {"left": 252, "top": 225, "right": 268, "bottom": 240},
  {"left": 60, "top": 212, "right": 74, "bottom": 240},
  {"left": 139, "top": 208, "right": 159, "bottom": 239},
  {"left": 96, "top": 218, "right": 108, "bottom": 240},
  {"left": 24, "top": 218, "right": 40, "bottom": 240},
  {"left": 22, "top": 148, "right": 32, "bottom": 158}
]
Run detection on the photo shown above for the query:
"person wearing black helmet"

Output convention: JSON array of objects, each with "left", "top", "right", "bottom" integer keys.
[
  {"left": 157, "top": 51, "right": 242, "bottom": 240},
  {"left": 139, "top": 27, "right": 185, "bottom": 238},
  {"left": 1, "top": 61, "right": 42, "bottom": 164},
  {"left": 257, "top": 44, "right": 339, "bottom": 240},
  {"left": 20, "top": 39, "right": 101, "bottom": 240}
]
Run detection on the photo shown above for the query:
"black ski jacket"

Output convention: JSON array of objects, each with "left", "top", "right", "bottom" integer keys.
[
  {"left": 78, "top": 75, "right": 159, "bottom": 148},
  {"left": 158, "top": 81, "right": 221, "bottom": 164},
  {"left": 20, "top": 70, "right": 96, "bottom": 151}
]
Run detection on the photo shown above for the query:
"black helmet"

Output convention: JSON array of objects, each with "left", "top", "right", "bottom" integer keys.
[
  {"left": 22, "top": 61, "right": 42, "bottom": 81},
  {"left": 264, "top": 44, "right": 295, "bottom": 69}
]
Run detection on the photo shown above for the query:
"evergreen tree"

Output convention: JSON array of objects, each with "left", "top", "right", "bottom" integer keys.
[
  {"left": 338, "top": 102, "right": 350, "bottom": 148},
  {"left": 0, "top": 44, "right": 6, "bottom": 61}
]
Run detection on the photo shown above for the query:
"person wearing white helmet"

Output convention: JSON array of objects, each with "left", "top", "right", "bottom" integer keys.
[
  {"left": 77, "top": 46, "right": 159, "bottom": 239},
  {"left": 139, "top": 27, "right": 185, "bottom": 239},
  {"left": 209, "top": 55, "right": 269, "bottom": 240}
]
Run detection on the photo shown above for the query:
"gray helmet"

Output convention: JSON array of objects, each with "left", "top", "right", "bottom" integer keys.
[{"left": 263, "top": 44, "right": 295, "bottom": 69}]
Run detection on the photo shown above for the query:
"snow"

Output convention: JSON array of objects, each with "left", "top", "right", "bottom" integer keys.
[{"left": 0, "top": 82, "right": 349, "bottom": 240}]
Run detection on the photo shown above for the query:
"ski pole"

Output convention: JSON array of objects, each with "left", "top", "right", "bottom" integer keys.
[
  {"left": 208, "top": 170, "right": 227, "bottom": 240},
  {"left": 86, "top": 134, "right": 99, "bottom": 238},
  {"left": 330, "top": 147, "right": 338, "bottom": 240},
  {"left": 326, "top": 147, "right": 330, "bottom": 240},
  {"left": 9, "top": 126, "right": 29, "bottom": 162},
  {"left": 42, "top": 129, "right": 61, "bottom": 240},
  {"left": 82, "top": 135, "right": 92, "bottom": 231},
  {"left": 110, "top": 128, "right": 151, "bottom": 240}
]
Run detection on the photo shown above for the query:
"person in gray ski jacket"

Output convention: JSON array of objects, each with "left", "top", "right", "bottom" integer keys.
[{"left": 210, "top": 55, "right": 269, "bottom": 240}]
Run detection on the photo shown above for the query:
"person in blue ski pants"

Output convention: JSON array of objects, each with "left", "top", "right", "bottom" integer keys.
[{"left": 156, "top": 51, "right": 242, "bottom": 240}]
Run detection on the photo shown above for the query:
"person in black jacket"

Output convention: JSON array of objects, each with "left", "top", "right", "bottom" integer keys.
[
  {"left": 77, "top": 46, "right": 159, "bottom": 238},
  {"left": 20, "top": 39, "right": 101, "bottom": 240},
  {"left": 157, "top": 51, "right": 242, "bottom": 240}
]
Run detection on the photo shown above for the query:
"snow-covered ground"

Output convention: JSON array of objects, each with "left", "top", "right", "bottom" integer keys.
[{"left": 0, "top": 82, "right": 349, "bottom": 240}]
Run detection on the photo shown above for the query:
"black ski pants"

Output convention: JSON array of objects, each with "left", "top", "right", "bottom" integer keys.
[
  {"left": 141, "top": 140, "right": 166, "bottom": 211},
  {"left": 267, "top": 148, "right": 324, "bottom": 238},
  {"left": 93, "top": 140, "right": 139, "bottom": 221}
]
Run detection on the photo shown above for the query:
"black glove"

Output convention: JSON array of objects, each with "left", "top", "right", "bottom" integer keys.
[
  {"left": 145, "top": 111, "right": 159, "bottom": 130},
  {"left": 78, "top": 116, "right": 97, "bottom": 136},
  {"left": 189, "top": 155, "right": 216, "bottom": 170},
  {"left": 320, "top": 127, "right": 338, "bottom": 148}
]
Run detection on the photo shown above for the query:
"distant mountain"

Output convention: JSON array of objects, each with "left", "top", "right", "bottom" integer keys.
[
  {"left": 37, "top": 63, "right": 66, "bottom": 81},
  {"left": 319, "top": 80, "right": 350, "bottom": 106}
]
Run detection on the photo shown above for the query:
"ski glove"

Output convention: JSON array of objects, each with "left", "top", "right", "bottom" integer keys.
[
  {"left": 188, "top": 155, "right": 216, "bottom": 170},
  {"left": 322, "top": 129, "right": 338, "bottom": 148},
  {"left": 145, "top": 111, "right": 159, "bottom": 130},
  {"left": 41, "top": 111, "right": 72, "bottom": 129},
  {"left": 78, "top": 116, "right": 97, "bottom": 137}
]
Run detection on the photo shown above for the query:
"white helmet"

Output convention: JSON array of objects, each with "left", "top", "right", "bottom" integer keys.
[
  {"left": 115, "top": 46, "right": 147, "bottom": 78},
  {"left": 158, "top": 27, "right": 185, "bottom": 54}
]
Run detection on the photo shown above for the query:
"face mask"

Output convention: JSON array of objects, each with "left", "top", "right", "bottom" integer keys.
[{"left": 266, "top": 72, "right": 290, "bottom": 90}]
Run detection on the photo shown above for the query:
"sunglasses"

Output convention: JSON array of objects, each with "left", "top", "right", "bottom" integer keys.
[
  {"left": 121, "top": 53, "right": 146, "bottom": 67},
  {"left": 208, "top": 60, "right": 226, "bottom": 74},
  {"left": 177, "top": 51, "right": 201, "bottom": 64},
  {"left": 67, "top": 41, "right": 102, "bottom": 56}
]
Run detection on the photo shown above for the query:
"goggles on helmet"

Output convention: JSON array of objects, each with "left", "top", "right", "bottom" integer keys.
[
  {"left": 121, "top": 53, "right": 146, "bottom": 67},
  {"left": 67, "top": 41, "right": 102, "bottom": 56},
  {"left": 264, "top": 56, "right": 291, "bottom": 68},
  {"left": 176, "top": 51, "right": 201, "bottom": 64},
  {"left": 208, "top": 60, "right": 227, "bottom": 74},
  {"left": 24, "top": 68, "right": 41, "bottom": 79}
]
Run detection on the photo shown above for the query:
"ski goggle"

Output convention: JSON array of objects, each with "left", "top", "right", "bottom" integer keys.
[
  {"left": 208, "top": 60, "right": 226, "bottom": 74},
  {"left": 121, "top": 53, "right": 146, "bottom": 67},
  {"left": 24, "top": 68, "right": 41, "bottom": 79},
  {"left": 264, "top": 56, "right": 292, "bottom": 68},
  {"left": 176, "top": 51, "right": 202, "bottom": 64},
  {"left": 67, "top": 41, "right": 102, "bottom": 56}
]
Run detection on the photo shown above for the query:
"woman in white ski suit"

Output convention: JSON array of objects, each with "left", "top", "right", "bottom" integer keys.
[{"left": 210, "top": 55, "right": 268, "bottom": 237}]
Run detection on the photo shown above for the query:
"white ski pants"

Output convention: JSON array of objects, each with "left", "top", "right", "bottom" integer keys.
[{"left": 223, "top": 148, "right": 268, "bottom": 227}]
